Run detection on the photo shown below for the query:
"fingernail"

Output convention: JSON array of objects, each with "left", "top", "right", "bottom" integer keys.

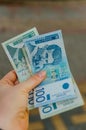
[{"left": 37, "top": 71, "right": 46, "bottom": 78}]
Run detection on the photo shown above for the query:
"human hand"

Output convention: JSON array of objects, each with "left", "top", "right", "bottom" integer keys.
[{"left": 0, "top": 70, "right": 46, "bottom": 130}]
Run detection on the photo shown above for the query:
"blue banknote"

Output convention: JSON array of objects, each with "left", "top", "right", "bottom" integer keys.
[
  {"left": 39, "top": 81, "right": 84, "bottom": 119},
  {"left": 24, "top": 30, "right": 76, "bottom": 107}
]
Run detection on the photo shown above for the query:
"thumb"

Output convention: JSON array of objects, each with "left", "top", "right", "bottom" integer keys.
[{"left": 16, "top": 71, "right": 46, "bottom": 93}]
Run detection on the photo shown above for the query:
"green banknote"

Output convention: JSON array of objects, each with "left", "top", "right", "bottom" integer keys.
[{"left": 2, "top": 27, "right": 39, "bottom": 109}]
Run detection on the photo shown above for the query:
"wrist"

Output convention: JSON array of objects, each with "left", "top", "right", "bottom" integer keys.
[
  {"left": 0, "top": 111, "right": 29, "bottom": 130},
  {"left": 0, "top": 114, "right": 12, "bottom": 130},
  {"left": 0, "top": 113, "right": 19, "bottom": 130}
]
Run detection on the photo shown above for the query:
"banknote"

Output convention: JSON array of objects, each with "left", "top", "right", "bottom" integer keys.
[
  {"left": 39, "top": 81, "right": 84, "bottom": 119},
  {"left": 2, "top": 27, "right": 39, "bottom": 109},
  {"left": 22, "top": 46, "right": 32, "bottom": 76},
  {"left": 24, "top": 30, "right": 76, "bottom": 107}
]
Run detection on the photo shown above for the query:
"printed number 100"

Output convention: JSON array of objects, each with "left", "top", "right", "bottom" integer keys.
[{"left": 36, "top": 88, "right": 45, "bottom": 103}]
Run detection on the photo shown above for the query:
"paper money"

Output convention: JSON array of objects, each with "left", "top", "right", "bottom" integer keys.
[
  {"left": 24, "top": 30, "right": 76, "bottom": 107},
  {"left": 39, "top": 81, "right": 84, "bottom": 119},
  {"left": 1, "top": 28, "right": 84, "bottom": 119},
  {"left": 22, "top": 46, "right": 32, "bottom": 76},
  {"left": 2, "top": 27, "right": 39, "bottom": 109}
]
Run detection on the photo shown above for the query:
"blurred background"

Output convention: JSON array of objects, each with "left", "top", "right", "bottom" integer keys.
[{"left": 0, "top": 0, "right": 86, "bottom": 130}]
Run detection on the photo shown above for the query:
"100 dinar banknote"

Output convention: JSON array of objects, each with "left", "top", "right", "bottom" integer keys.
[
  {"left": 24, "top": 30, "right": 76, "bottom": 107},
  {"left": 39, "top": 81, "right": 84, "bottom": 119}
]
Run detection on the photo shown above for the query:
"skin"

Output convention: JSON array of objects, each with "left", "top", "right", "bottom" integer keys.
[{"left": 0, "top": 70, "right": 46, "bottom": 130}]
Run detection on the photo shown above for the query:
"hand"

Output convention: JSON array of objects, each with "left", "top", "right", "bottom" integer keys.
[{"left": 0, "top": 70, "right": 46, "bottom": 130}]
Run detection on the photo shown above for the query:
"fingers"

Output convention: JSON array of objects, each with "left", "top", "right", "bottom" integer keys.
[
  {"left": 17, "top": 71, "right": 46, "bottom": 93},
  {"left": 1, "top": 70, "right": 17, "bottom": 85}
]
